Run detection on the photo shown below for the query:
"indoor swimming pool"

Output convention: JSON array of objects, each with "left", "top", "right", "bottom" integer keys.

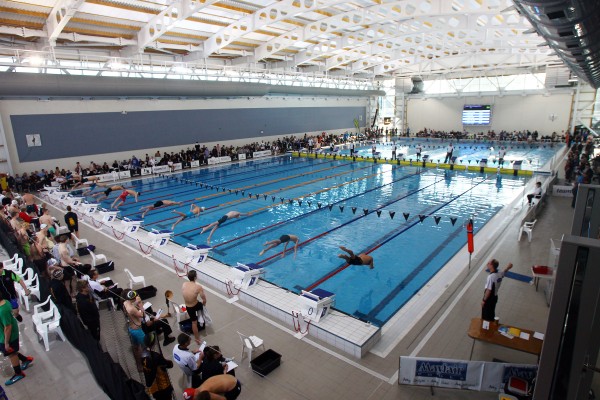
[
  {"left": 336, "top": 138, "right": 564, "bottom": 171},
  {"left": 92, "top": 154, "right": 543, "bottom": 326}
]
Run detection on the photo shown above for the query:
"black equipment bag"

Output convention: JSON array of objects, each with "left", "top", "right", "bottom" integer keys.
[{"left": 96, "top": 261, "right": 115, "bottom": 274}]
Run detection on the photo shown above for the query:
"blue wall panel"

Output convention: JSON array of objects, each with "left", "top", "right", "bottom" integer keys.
[{"left": 11, "top": 106, "right": 365, "bottom": 162}]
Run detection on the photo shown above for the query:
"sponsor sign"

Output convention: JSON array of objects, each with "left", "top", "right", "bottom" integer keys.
[
  {"left": 173, "top": 162, "right": 183, "bottom": 171},
  {"left": 552, "top": 185, "right": 573, "bottom": 197},
  {"left": 190, "top": 160, "right": 200, "bottom": 168},
  {"left": 119, "top": 171, "right": 131, "bottom": 179},
  {"left": 253, "top": 150, "right": 271, "bottom": 158},
  {"left": 141, "top": 167, "right": 153, "bottom": 176},
  {"left": 152, "top": 165, "right": 169, "bottom": 174},
  {"left": 238, "top": 154, "right": 246, "bottom": 160},
  {"left": 399, "top": 356, "right": 537, "bottom": 393},
  {"left": 96, "top": 173, "right": 115, "bottom": 182}
]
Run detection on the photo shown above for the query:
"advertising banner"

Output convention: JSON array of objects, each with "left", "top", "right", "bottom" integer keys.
[
  {"left": 399, "top": 357, "right": 537, "bottom": 393},
  {"left": 253, "top": 150, "right": 271, "bottom": 158},
  {"left": 152, "top": 165, "right": 169, "bottom": 174}
]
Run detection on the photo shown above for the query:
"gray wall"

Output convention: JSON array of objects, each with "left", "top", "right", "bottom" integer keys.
[{"left": 11, "top": 106, "right": 365, "bottom": 162}]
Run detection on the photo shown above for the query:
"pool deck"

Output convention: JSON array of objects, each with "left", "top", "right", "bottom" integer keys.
[{"left": 6, "top": 155, "right": 590, "bottom": 400}]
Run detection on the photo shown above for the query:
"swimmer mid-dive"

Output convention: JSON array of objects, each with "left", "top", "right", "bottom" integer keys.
[
  {"left": 338, "top": 246, "right": 374, "bottom": 269},
  {"left": 71, "top": 175, "right": 101, "bottom": 191},
  {"left": 171, "top": 204, "right": 206, "bottom": 230},
  {"left": 200, "top": 210, "right": 250, "bottom": 244},
  {"left": 91, "top": 183, "right": 125, "bottom": 201},
  {"left": 259, "top": 234, "right": 299, "bottom": 258},
  {"left": 111, "top": 189, "right": 140, "bottom": 210},
  {"left": 140, "top": 199, "right": 183, "bottom": 218}
]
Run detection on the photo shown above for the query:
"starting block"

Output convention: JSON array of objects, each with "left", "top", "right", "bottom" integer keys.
[
  {"left": 43, "top": 186, "right": 58, "bottom": 195},
  {"left": 231, "top": 262, "right": 263, "bottom": 290},
  {"left": 184, "top": 243, "right": 212, "bottom": 265},
  {"left": 81, "top": 201, "right": 99, "bottom": 215},
  {"left": 422, "top": 155, "right": 430, "bottom": 162},
  {"left": 298, "top": 288, "right": 335, "bottom": 323},
  {"left": 148, "top": 229, "right": 172, "bottom": 247},
  {"left": 54, "top": 191, "right": 70, "bottom": 201},
  {"left": 373, "top": 152, "right": 381, "bottom": 159},
  {"left": 99, "top": 208, "right": 118, "bottom": 223},
  {"left": 121, "top": 217, "right": 143, "bottom": 234},
  {"left": 513, "top": 160, "right": 523, "bottom": 176},
  {"left": 67, "top": 195, "right": 84, "bottom": 207},
  {"left": 479, "top": 158, "right": 488, "bottom": 168}
]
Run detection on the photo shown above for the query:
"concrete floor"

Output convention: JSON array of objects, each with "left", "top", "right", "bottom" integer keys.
[{"left": 2, "top": 179, "right": 582, "bottom": 400}]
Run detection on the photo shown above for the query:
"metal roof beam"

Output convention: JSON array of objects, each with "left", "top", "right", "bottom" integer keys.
[
  {"left": 136, "top": 0, "right": 220, "bottom": 52},
  {"left": 197, "top": 0, "right": 346, "bottom": 59},
  {"left": 45, "top": 0, "right": 86, "bottom": 46},
  {"left": 251, "top": 0, "right": 484, "bottom": 63}
]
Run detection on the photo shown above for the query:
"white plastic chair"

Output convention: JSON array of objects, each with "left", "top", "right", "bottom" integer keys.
[
  {"left": 89, "top": 250, "right": 108, "bottom": 267},
  {"left": 32, "top": 297, "right": 66, "bottom": 351},
  {"left": 25, "top": 268, "right": 40, "bottom": 303},
  {"left": 16, "top": 268, "right": 37, "bottom": 311},
  {"left": 124, "top": 268, "right": 146, "bottom": 289},
  {"left": 237, "top": 331, "right": 265, "bottom": 366},
  {"left": 3, "top": 257, "right": 24, "bottom": 276},
  {"left": 82, "top": 275, "right": 114, "bottom": 310},
  {"left": 92, "top": 291, "right": 115, "bottom": 311},
  {"left": 2, "top": 253, "right": 19, "bottom": 268},
  {"left": 71, "top": 234, "right": 89, "bottom": 249},
  {"left": 518, "top": 219, "right": 537, "bottom": 242},
  {"left": 166, "top": 298, "right": 187, "bottom": 324}
]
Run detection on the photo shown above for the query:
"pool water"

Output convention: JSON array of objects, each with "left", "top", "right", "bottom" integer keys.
[
  {"left": 97, "top": 155, "right": 534, "bottom": 326},
  {"left": 337, "top": 139, "right": 563, "bottom": 170}
]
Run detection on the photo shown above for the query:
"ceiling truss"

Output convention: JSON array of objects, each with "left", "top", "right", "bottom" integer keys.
[{"left": 0, "top": 0, "right": 574, "bottom": 82}]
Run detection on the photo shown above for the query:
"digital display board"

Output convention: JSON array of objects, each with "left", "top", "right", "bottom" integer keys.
[{"left": 462, "top": 105, "right": 492, "bottom": 125}]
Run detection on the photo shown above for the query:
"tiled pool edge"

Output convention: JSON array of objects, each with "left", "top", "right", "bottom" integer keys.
[{"left": 60, "top": 203, "right": 381, "bottom": 359}]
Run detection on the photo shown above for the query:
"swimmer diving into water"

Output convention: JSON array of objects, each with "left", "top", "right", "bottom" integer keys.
[
  {"left": 259, "top": 234, "right": 299, "bottom": 258},
  {"left": 171, "top": 204, "right": 206, "bottom": 230},
  {"left": 338, "top": 246, "right": 374, "bottom": 269},
  {"left": 200, "top": 210, "right": 250, "bottom": 244}
]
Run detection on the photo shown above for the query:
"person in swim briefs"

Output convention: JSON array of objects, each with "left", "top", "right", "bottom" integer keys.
[
  {"left": 140, "top": 199, "right": 182, "bottom": 218},
  {"left": 200, "top": 211, "right": 250, "bottom": 244},
  {"left": 259, "top": 234, "right": 299, "bottom": 258},
  {"left": 91, "top": 183, "right": 124, "bottom": 201},
  {"left": 181, "top": 270, "right": 207, "bottom": 344},
  {"left": 183, "top": 374, "right": 241, "bottom": 400},
  {"left": 171, "top": 204, "right": 206, "bottom": 230},
  {"left": 337, "top": 246, "right": 374, "bottom": 269},
  {"left": 71, "top": 175, "right": 101, "bottom": 191},
  {"left": 111, "top": 189, "right": 140, "bottom": 210}
]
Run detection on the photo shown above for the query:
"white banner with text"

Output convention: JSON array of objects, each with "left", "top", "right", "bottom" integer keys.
[{"left": 399, "top": 357, "right": 537, "bottom": 392}]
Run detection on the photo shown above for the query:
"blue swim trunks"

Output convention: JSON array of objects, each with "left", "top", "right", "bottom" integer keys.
[{"left": 128, "top": 327, "right": 145, "bottom": 345}]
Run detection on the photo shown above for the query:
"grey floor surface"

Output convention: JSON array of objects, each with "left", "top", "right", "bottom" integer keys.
[{"left": 2, "top": 184, "right": 588, "bottom": 400}]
